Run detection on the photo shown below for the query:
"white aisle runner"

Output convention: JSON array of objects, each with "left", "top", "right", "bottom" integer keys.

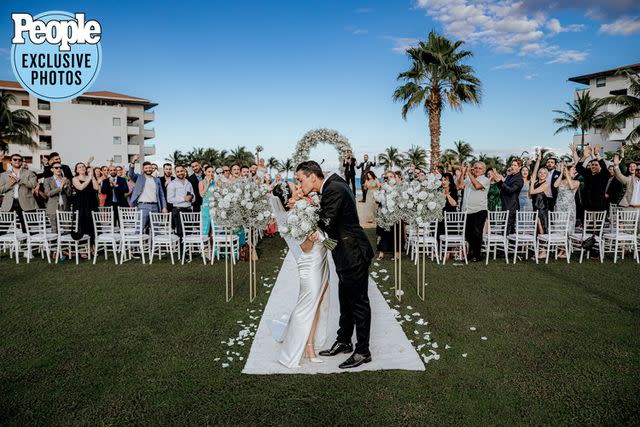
[{"left": 242, "top": 251, "right": 425, "bottom": 375}]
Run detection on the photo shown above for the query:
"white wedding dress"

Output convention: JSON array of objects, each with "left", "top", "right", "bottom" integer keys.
[{"left": 269, "top": 196, "right": 332, "bottom": 368}]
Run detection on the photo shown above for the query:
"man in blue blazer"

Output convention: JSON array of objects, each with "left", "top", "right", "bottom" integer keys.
[{"left": 128, "top": 155, "right": 167, "bottom": 232}]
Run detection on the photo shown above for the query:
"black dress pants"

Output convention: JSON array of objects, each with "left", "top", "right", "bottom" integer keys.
[
  {"left": 465, "top": 210, "right": 488, "bottom": 259},
  {"left": 335, "top": 262, "right": 371, "bottom": 354}
]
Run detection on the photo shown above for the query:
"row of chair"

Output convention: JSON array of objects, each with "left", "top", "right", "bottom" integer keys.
[
  {"left": 407, "top": 209, "right": 640, "bottom": 265},
  {"left": 0, "top": 207, "right": 247, "bottom": 265}
]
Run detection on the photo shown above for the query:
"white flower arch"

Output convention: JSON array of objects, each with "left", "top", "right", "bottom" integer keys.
[{"left": 292, "top": 128, "right": 353, "bottom": 168}]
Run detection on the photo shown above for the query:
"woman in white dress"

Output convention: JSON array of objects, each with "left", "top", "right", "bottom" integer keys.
[
  {"left": 270, "top": 191, "right": 331, "bottom": 368},
  {"left": 361, "top": 171, "right": 380, "bottom": 225}
]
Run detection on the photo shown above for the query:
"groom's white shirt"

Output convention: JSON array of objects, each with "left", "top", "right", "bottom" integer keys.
[{"left": 319, "top": 172, "right": 336, "bottom": 195}]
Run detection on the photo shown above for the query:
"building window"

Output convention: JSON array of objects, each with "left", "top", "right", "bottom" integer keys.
[
  {"left": 113, "top": 136, "right": 121, "bottom": 145},
  {"left": 113, "top": 117, "right": 121, "bottom": 126},
  {"left": 596, "top": 77, "right": 606, "bottom": 87},
  {"left": 21, "top": 99, "right": 29, "bottom": 107},
  {"left": 113, "top": 155, "right": 123, "bottom": 164}
]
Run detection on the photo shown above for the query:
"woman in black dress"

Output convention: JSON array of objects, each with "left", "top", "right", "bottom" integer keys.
[
  {"left": 529, "top": 154, "right": 550, "bottom": 236},
  {"left": 376, "top": 171, "right": 398, "bottom": 260},
  {"left": 72, "top": 162, "right": 100, "bottom": 247},
  {"left": 437, "top": 173, "right": 458, "bottom": 237}
]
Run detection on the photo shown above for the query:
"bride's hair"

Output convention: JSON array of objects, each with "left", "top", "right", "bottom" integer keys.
[
  {"left": 295, "top": 161, "right": 324, "bottom": 179},
  {"left": 272, "top": 181, "right": 291, "bottom": 211}
]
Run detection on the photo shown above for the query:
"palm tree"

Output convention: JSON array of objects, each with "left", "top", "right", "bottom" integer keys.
[
  {"left": 602, "top": 69, "right": 640, "bottom": 144},
  {"left": 443, "top": 140, "right": 474, "bottom": 166},
  {"left": 553, "top": 91, "right": 612, "bottom": 150},
  {"left": 280, "top": 158, "right": 293, "bottom": 179},
  {"left": 185, "top": 147, "right": 205, "bottom": 164},
  {"left": 404, "top": 145, "right": 428, "bottom": 168},
  {"left": 477, "top": 153, "right": 504, "bottom": 171},
  {"left": 267, "top": 156, "right": 280, "bottom": 174},
  {"left": 255, "top": 145, "right": 264, "bottom": 163},
  {"left": 0, "top": 92, "right": 40, "bottom": 153},
  {"left": 393, "top": 30, "right": 481, "bottom": 167},
  {"left": 377, "top": 146, "right": 405, "bottom": 170},
  {"left": 165, "top": 149, "right": 185, "bottom": 165},
  {"left": 228, "top": 146, "right": 254, "bottom": 166}
]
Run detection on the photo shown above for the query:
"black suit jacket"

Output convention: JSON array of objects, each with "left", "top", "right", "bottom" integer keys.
[
  {"left": 498, "top": 172, "right": 524, "bottom": 211},
  {"left": 187, "top": 173, "right": 203, "bottom": 210},
  {"left": 549, "top": 169, "right": 561, "bottom": 199},
  {"left": 318, "top": 174, "right": 374, "bottom": 274},
  {"left": 343, "top": 157, "right": 356, "bottom": 177},
  {"left": 356, "top": 160, "right": 376, "bottom": 178},
  {"left": 101, "top": 176, "right": 130, "bottom": 207},
  {"left": 606, "top": 176, "right": 623, "bottom": 204}
]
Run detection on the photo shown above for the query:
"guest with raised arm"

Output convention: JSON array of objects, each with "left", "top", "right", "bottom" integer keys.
[
  {"left": 457, "top": 161, "right": 490, "bottom": 262},
  {"left": 128, "top": 155, "right": 168, "bottom": 232},
  {"left": 554, "top": 162, "right": 579, "bottom": 257},
  {"left": 495, "top": 159, "right": 524, "bottom": 234},
  {"left": 612, "top": 154, "right": 640, "bottom": 211},
  {"left": 529, "top": 151, "right": 550, "bottom": 237},
  {"left": 72, "top": 162, "right": 99, "bottom": 247},
  {"left": 572, "top": 143, "right": 609, "bottom": 212}
]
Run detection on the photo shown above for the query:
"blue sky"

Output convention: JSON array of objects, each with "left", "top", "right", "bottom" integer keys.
[{"left": 1, "top": 0, "right": 639, "bottom": 166}]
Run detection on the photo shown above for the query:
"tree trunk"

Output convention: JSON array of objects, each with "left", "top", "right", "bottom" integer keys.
[
  {"left": 580, "top": 129, "right": 584, "bottom": 151},
  {"left": 427, "top": 93, "right": 442, "bottom": 168}
]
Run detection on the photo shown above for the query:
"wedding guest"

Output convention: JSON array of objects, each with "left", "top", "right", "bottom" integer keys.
[
  {"left": 612, "top": 154, "right": 639, "bottom": 211},
  {"left": 250, "top": 163, "right": 258, "bottom": 177},
  {"left": 437, "top": 173, "right": 458, "bottom": 238},
  {"left": 529, "top": 153, "right": 550, "bottom": 235},
  {"left": 361, "top": 171, "right": 379, "bottom": 225},
  {"left": 605, "top": 165, "right": 623, "bottom": 208},
  {"left": 230, "top": 164, "right": 241, "bottom": 182},
  {"left": 357, "top": 154, "right": 376, "bottom": 202},
  {"left": 94, "top": 167, "right": 107, "bottom": 206},
  {"left": 43, "top": 161, "right": 72, "bottom": 233},
  {"left": 160, "top": 163, "right": 175, "bottom": 212},
  {"left": 256, "top": 159, "right": 267, "bottom": 178},
  {"left": 486, "top": 169, "right": 501, "bottom": 211},
  {"left": 544, "top": 156, "right": 561, "bottom": 211},
  {"left": 42, "top": 151, "right": 73, "bottom": 180},
  {"left": 457, "top": 161, "right": 489, "bottom": 262},
  {"left": 554, "top": 162, "right": 579, "bottom": 256},
  {"left": 72, "top": 162, "right": 99, "bottom": 246},
  {"left": 188, "top": 161, "right": 204, "bottom": 213},
  {"left": 0, "top": 154, "right": 38, "bottom": 230},
  {"left": 519, "top": 165, "right": 533, "bottom": 212},
  {"left": 128, "top": 155, "right": 168, "bottom": 231},
  {"left": 199, "top": 165, "right": 216, "bottom": 236},
  {"left": 102, "top": 166, "right": 130, "bottom": 220},
  {"left": 241, "top": 165, "right": 251, "bottom": 178},
  {"left": 376, "top": 171, "right": 397, "bottom": 260},
  {"left": 496, "top": 160, "right": 524, "bottom": 234},
  {"left": 572, "top": 144, "right": 609, "bottom": 212},
  {"left": 167, "top": 165, "right": 195, "bottom": 237},
  {"left": 342, "top": 150, "right": 357, "bottom": 194},
  {"left": 417, "top": 169, "right": 427, "bottom": 182}
]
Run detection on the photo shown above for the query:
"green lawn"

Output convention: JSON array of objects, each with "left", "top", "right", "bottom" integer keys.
[{"left": 1, "top": 231, "right": 639, "bottom": 425}]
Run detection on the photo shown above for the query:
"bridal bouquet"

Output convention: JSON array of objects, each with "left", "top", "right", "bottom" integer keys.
[{"left": 277, "top": 195, "right": 337, "bottom": 250}]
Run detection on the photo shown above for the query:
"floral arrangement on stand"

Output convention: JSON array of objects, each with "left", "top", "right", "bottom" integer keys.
[{"left": 277, "top": 195, "right": 337, "bottom": 250}]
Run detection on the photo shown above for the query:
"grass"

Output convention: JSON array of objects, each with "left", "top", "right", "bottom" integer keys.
[{"left": 1, "top": 230, "right": 639, "bottom": 425}]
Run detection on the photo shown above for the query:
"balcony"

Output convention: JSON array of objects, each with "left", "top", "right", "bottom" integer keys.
[
  {"left": 38, "top": 103, "right": 51, "bottom": 112},
  {"left": 144, "top": 111, "right": 155, "bottom": 123},
  {"left": 143, "top": 144, "right": 156, "bottom": 156},
  {"left": 143, "top": 128, "right": 155, "bottom": 139},
  {"left": 39, "top": 142, "right": 52, "bottom": 150},
  {"left": 127, "top": 125, "right": 140, "bottom": 135},
  {"left": 127, "top": 145, "right": 140, "bottom": 155}
]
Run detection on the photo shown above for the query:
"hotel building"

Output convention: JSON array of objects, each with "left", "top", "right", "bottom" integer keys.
[{"left": 0, "top": 80, "right": 157, "bottom": 170}]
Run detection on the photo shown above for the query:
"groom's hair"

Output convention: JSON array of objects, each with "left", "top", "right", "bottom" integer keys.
[{"left": 296, "top": 161, "right": 324, "bottom": 178}]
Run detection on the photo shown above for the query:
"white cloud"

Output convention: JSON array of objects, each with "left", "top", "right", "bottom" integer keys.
[
  {"left": 491, "top": 61, "right": 527, "bottom": 70},
  {"left": 415, "top": 0, "right": 589, "bottom": 63},
  {"left": 546, "top": 18, "right": 585, "bottom": 34},
  {"left": 599, "top": 16, "right": 640, "bottom": 35},
  {"left": 389, "top": 37, "right": 419, "bottom": 54},
  {"left": 352, "top": 29, "right": 368, "bottom": 35},
  {"left": 524, "top": 73, "right": 538, "bottom": 80}
]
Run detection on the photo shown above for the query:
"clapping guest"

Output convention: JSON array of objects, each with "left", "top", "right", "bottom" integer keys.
[
  {"left": 554, "top": 162, "right": 579, "bottom": 257},
  {"left": 42, "top": 151, "right": 73, "bottom": 180},
  {"left": 496, "top": 160, "right": 524, "bottom": 234},
  {"left": 357, "top": 154, "right": 376, "bottom": 202},
  {"left": 0, "top": 154, "right": 38, "bottom": 231},
  {"left": 43, "top": 161, "right": 72, "bottom": 233},
  {"left": 486, "top": 169, "right": 501, "bottom": 211},
  {"left": 167, "top": 165, "right": 194, "bottom": 238},
  {"left": 544, "top": 156, "right": 561, "bottom": 211},
  {"left": 518, "top": 165, "right": 533, "bottom": 212},
  {"left": 457, "top": 162, "right": 490, "bottom": 262},
  {"left": 529, "top": 152, "right": 550, "bottom": 236},
  {"left": 72, "top": 163, "right": 99, "bottom": 247},
  {"left": 342, "top": 150, "right": 357, "bottom": 194}
]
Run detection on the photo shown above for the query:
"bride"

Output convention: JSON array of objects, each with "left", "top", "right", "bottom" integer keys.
[{"left": 270, "top": 182, "right": 331, "bottom": 368}]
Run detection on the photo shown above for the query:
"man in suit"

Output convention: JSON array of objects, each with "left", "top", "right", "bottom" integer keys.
[
  {"left": 342, "top": 150, "right": 357, "bottom": 195},
  {"left": 160, "top": 163, "right": 175, "bottom": 212},
  {"left": 496, "top": 159, "right": 524, "bottom": 234},
  {"left": 128, "top": 155, "right": 168, "bottom": 231},
  {"left": 102, "top": 166, "right": 130, "bottom": 223},
  {"left": 42, "top": 151, "right": 74, "bottom": 180},
  {"left": 43, "top": 161, "right": 72, "bottom": 233},
  {"left": 0, "top": 154, "right": 38, "bottom": 231},
  {"left": 295, "top": 160, "right": 375, "bottom": 369},
  {"left": 187, "top": 161, "right": 204, "bottom": 213},
  {"left": 605, "top": 165, "right": 623, "bottom": 207},
  {"left": 356, "top": 154, "right": 376, "bottom": 202},
  {"left": 545, "top": 157, "right": 561, "bottom": 211}
]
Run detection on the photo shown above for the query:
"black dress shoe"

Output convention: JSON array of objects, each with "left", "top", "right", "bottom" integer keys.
[
  {"left": 339, "top": 352, "right": 372, "bottom": 369},
  {"left": 318, "top": 341, "right": 353, "bottom": 357}
]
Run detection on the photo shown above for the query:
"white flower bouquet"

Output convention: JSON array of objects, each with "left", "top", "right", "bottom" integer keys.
[
  {"left": 209, "top": 178, "right": 272, "bottom": 230},
  {"left": 277, "top": 195, "right": 337, "bottom": 250},
  {"left": 376, "top": 175, "right": 445, "bottom": 229}
]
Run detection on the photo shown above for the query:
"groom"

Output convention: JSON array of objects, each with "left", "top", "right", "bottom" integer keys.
[{"left": 296, "top": 161, "right": 375, "bottom": 369}]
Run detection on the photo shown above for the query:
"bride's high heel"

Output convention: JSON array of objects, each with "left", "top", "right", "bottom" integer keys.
[{"left": 305, "top": 344, "right": 324, "bottom": 363}]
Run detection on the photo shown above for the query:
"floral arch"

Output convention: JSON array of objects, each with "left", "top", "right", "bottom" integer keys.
[{"left": 292, "top": 128, "right": 353, "bottom": 167}]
